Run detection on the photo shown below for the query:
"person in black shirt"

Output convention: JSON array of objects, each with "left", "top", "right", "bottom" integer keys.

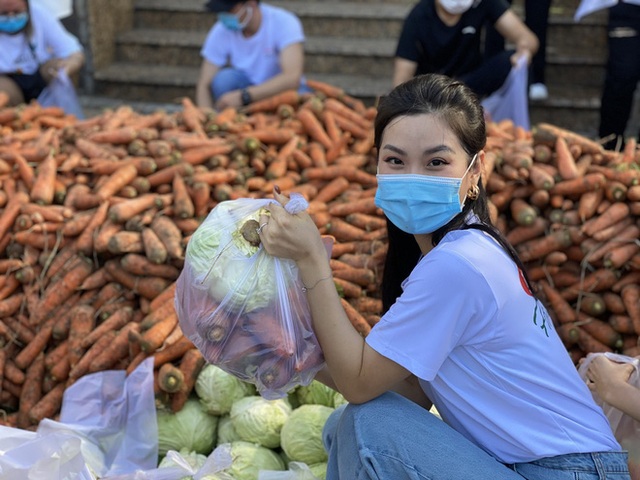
[{"left": 393, "top": 0, "right": 538, "bottom": 98}]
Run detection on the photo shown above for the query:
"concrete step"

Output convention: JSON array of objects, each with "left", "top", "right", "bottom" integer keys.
[{"left": 133, "top": 0, "right": 412, "bottom": 39}]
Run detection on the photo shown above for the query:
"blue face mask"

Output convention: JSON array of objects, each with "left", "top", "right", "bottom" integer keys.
[
  {"left": 374, "top": 154, "right": 477, "bottom": 235},
  {"left": 0, "top": 11, "right": 29, "bottom": 34},
  {"left": 218, "top": 5, "right": 252, "bottom": 31}
]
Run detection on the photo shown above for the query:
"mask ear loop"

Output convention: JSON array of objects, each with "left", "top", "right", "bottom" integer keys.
[{"left": 460, "top": 153, "right": 479, "bottom": 205}]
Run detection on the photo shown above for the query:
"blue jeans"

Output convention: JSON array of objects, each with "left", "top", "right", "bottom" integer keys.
[
  {"left": 322, "top": 391, "right": 631, "bottom": 480},
  {"left": 210, "top": 67, "right": 312, "bottom": 100}
]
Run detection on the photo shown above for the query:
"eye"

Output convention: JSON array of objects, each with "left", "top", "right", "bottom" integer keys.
[
  {"left": 382, "top": 155, "right": 404, "bottom": 166},
  {"left": 427, "top": 157, "right": 448, "bottom": 168}
]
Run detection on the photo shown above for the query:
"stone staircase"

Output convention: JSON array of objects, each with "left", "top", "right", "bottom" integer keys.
[{"left": 80, "top": 0, "right": 640, "bottom": 139}]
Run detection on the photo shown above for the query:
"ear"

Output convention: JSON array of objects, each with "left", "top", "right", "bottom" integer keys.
[{"left": 473, "top": 150, "right": 485, "bottom": 184}]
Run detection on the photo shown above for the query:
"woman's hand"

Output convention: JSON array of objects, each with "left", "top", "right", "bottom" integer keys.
[
  {"left": 586, "top": 355, "right": 634, "bottom": 401},
  {"left": 258, "top": 188, "right": 327, "bottom": 266}
]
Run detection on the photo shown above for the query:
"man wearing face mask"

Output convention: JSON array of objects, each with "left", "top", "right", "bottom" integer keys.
[
  {"left": 195, "top": 0, "right": 307, "bottom": 111},
  {"left": 393, "top": 0, "right": 538, "bottom": 98},
  {"left": 0, "top": 0, "right": 84, "bottom": 107}
]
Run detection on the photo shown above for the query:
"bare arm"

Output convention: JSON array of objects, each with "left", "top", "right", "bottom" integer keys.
[
  {"left": 260, "top": 191, "right": 414, "bottom": 405},
  {"left": 40, "top": 51, "right": 85, "bottom": 83},
  {"left": 215, "top": 42, "right": 304, "bottom": 110},
  {"left": 494, "top": 9, "right": 539, "bottom": 65},
  {"left": 393, "top": 57, "right": 418, "bottom": 88},
  {"left": 587, "top": 355, "right": 640, "bottom": 422},
  {"left": 196, "top": 60, "right": 219, "bottom": 109}
]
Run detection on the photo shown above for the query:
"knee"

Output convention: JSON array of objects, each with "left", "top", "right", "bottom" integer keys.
[
  {"left": 0, "top": 76, "right": 25, "bottom": 106},
  {"left": 211, "top": 68, "right": 249, "bottom": 99}
]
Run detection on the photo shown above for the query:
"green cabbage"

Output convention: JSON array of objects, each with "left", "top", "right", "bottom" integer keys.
[
  {"left": 157, "top": 398, "right": 219, "bottom": 456},
  {"left": 196, "top": 364, "right": 256, "bottom": 415},
  {"left": 158, "top": 449, "right": 207, "bottom": 480},
  {"left": 332, "top": 392, "right": 348, "bottom": 408},
  {"left": 186, "top": 201, "right": 276, "bottom": 312},
  {"left": 217, "top": 414, "right": 243, "bottom": 445},
  {"left": 280, "top": 404, "right": 333, "bottom": 465},
  {"left": 308, "top": 462, "right": 328, "bottom": 479},
  {"left": 295, "top": 381, "right": 337, "bottom": 407},
  {"left": 226, "top": 441, "right": 285, "bottom": 480},
  {"left": 230, "top": 396, "right": 292, "bottom": 449}
]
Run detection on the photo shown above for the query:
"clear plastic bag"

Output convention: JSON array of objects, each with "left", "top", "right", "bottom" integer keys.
[
  {"left": 481, "top": 54, "right": 530, "bottom": 130},
  {"left": 175, "top": 196, "right": 327, "bottom": 400},
  {"left": 37, "top": 68, "right": 84, "bottom": 118},
  {"left": 258, "top": 462, "right": 322, "bottom": 480},
  {"left": 578, "top": 352, "right": 640, "bottom": 479}
]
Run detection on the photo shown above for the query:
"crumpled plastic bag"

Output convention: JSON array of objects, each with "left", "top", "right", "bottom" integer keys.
[
  {"left": 578, "top": 352, "right": 640, "bottom": 480},
  {"left": 0, "top": 357, "right": 158, "bottom": 479},
  {"left": 574, "top": 0, "right": 640, "bottom": 22},
  {"left": 175, "top": 195, "right": 328, "bottom": 400},
  {"left": 37, "top": 68, "right": 85, "bottom": 118},
  {"left": 258, "top": 462, "right": 323, "bottom": 480},
  {"left": 481, "top": 54, "right": 530, "bottom": 130},
  {"left": 104, "top": 445, "right": 234, "bottom": 480}
]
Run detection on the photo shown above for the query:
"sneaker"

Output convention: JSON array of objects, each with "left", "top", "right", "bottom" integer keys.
[{"left": 529, "top": 83, "right": 548, "bottom": 101}]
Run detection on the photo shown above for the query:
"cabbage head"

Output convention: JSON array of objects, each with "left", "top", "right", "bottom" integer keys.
[
  {"left": 157, "top": 398, "right": 219, "bottom": 456},
  {"left": 226, "top": 441, "right": 285, "bottom": 480},
  {"left": 308, "top": 462, "right": 328, "bottom": 479},
  {"left": 186, "top": 200, "right": 276, "bottom": 312},
  {"left": 280, "top": 404, "right": 333, "bottom": 465},
  {"left": 295, "top": 381, "right": 337, "bottom": 407},
  {"left": 196, "top": 364, "right": 256, "bottom": 415},
  {"left": 217, "top": 414, "right": 243, "bottom": 445},
  {"left": 230, "top": 396, "right": 292, "bottom": 449},
  {"left": 333, "top": 392, "right": 348, "bottom": 408},
  {"left": 158, "top": 449, "right": 207, "bottom": 480}
]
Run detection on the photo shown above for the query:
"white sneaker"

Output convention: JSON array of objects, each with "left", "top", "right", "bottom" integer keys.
[{"left": 529, "top": 83, "right": 548, "bottom": 101}]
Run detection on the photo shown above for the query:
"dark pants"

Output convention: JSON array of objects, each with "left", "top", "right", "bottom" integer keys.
[
  {"left": 484, "top": 0, "right": 552, "bottom": 85},
  {"left": 598, "top": 3, "right": 640, "bottom": 149},
  {"left": 459, "top": 50, "right": 513, "bottom": 98},
  {"left": 6, "top": 71, "right": 48, "bottom": 102}
]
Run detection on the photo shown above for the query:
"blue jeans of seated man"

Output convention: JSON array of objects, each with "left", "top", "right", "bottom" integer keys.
[
  {"left": 322, "top": 391, "right": 631, "bottom": 480},
  {"left": 211, "top": 67, "right": 311, "bottom": 100}
]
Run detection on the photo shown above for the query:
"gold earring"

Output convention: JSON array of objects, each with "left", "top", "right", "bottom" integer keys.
[{"left": 467, "top": 184, "right": 480, "bottom": 200}]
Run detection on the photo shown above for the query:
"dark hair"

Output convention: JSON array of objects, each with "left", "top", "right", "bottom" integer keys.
[{"left": 375, "top": 74, "right": 534, "bottom": 312}]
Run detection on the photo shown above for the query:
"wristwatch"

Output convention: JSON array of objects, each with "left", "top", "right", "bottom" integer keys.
[{"left": 241, "top": 88, "right": 252, "bottom": 106}]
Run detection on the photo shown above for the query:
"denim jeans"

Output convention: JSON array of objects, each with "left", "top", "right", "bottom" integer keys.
[
  {"left": 210, "top": 67, "right": 312, "bottom": 100},
  {"left": 322, "top": 391, "right": 631, "bottom": 480},
  {"left": 211, "top": 67, "right": 252, "bottom": 100}
]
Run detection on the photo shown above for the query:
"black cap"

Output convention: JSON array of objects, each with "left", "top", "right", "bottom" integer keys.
[{"left": 205, "top": 0, "right": 242, "bottom": 12}]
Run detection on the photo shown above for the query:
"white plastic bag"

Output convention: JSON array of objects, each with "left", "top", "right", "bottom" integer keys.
[
  {"left": 0, "top": 357, "right": 157, "bottom": 479},
  {"left": 258, "top": 462, "right": 322, "bottom": 480},
  {"left": 578, "top": 352, "right": 640, "bottom": 479},
  {"left": 104, "top": 445, "right": 234, "bottom": 480},
  {"left": 175, "top": 195, "right": 327, "bottom": 400},
  {"left": 481, "top": 54, "right": 530, "bottom": 130},
  {"left": 37, "top": 68, "right": 84, "bottom": 118},
  {"left": 574, "top": 0, "right": 640, "bottom": 22}
]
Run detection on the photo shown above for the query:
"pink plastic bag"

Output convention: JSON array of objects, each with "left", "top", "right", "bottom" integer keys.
[
  {"left": 578, "top": 352, "right": 640, "bottom": 479},
  {"left": 174, "top": 196, "right": 328, "bottom": 399}
]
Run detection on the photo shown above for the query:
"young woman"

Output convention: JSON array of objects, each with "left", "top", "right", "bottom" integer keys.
[
  {"left": 257, "top": 74, "right": 630, "bottom": 479},
  {"left": 0, "top": 0, "right": 84, "bottom": 107}
]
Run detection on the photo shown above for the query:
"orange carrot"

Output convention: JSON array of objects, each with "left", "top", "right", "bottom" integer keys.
[
  {"left": 577, "top": 188, "right": 604, "bottom": 221},
  {"left": 297, "top": 107, "right": 333, "bottom": 150},
  {"left": 539, "top": 280, "right": 577, "bottom": 325},
  {"left": 141, "top": 226, "right": 169, "bottom": 264},
  {"left": 620, "top": 284, "right": 640, "bottom": 335},
  {"left": 150, "top": 215, "right": 184, "bottom": 260},
  {"left": 28, "top": 382, "right": 64, "bottom": 424},
  {"left": 29, "top": 151, "right": 58, "bottom": 205},
  {"left": 609, "top": 314, "right": 635, "bottom": 335},
  {"left": 18, "top": 353, "right": 45, "bottom": 428},
  {"left": 95, "top": 163, "right": 138, "bottom": 200},
  {"left": 88, "top": 322, "right": 140, "bottom": 373},
  {"left": 243, "top": 89, "right": 300, "bottom": 113},
  {"left": 157, "top": 362, "right": 185, "bottom": 393},
  {"left": 67, "top": 304, "right": 97, "bottom": 367},
  {"left": 88, "top": 126, "right": 138, "bottom": 144},
  {"left": 577, "top": 313, "right": 622, "bottom": 349},
  {"left": 120, "top": 253, "right": 180, "bottom": 279},
  {"left": 104, "top": 259, "right": 171, "bottom": 300},
  {"left": 340, "top": 297, "right": 372, "bottom": 337},
  {"left": 581, "top": 202, "right": 630, "bottom": 237},
  {"left": 170, "top": 348, "right": 205, "bottom": 412},
  {"left": 561, "top": 268, "right": 619, "bottom": 302},
  {"left": 576, "top": 326, "right": 612, "bottom": 354},
  {"left": 549, "top": 172, "right": 606, "bottom": 198}
]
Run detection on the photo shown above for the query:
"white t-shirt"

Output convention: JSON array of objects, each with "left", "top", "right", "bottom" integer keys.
[
  {"left": 0, "top": 3, "right": 82, "bottom": 75},
  {"left": 200, "top": 3, "right": 304, "bottom": 85},
  {"left": 366, "top": 227, "right": 621, "bottom": 464}
]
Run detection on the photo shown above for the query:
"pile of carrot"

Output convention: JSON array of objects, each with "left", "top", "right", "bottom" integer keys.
[{"left": 0, "top": 80, "right": 638, "bottom": 428}]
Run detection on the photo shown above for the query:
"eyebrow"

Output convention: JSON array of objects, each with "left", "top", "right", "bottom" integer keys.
[{"left": 380, "top": 144, "right": 454, "bottom": 156}]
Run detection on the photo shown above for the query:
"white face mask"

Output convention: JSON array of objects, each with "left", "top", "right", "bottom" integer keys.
[{"left": 439, "top": 0, "right": 474, "bottom": 15}]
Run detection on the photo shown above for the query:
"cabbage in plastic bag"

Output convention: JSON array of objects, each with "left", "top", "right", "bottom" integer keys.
[{"left": 175, "top": 197, "right": 325, "bottom": 400}]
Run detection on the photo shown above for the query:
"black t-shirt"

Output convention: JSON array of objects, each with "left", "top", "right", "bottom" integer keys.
[{"left": 395, "top": 0, "right": 509, "bottom": 77}]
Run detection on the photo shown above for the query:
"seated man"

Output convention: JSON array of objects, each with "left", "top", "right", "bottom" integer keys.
[
  {"left": 196, "top": 0, "right": 307, "bottom": 110},
  {"left": 392, "top": 0, "right": 538, "bottom": 98},
  {"left": 0, "top": 0, "right": 84, "bottom": 108}
]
